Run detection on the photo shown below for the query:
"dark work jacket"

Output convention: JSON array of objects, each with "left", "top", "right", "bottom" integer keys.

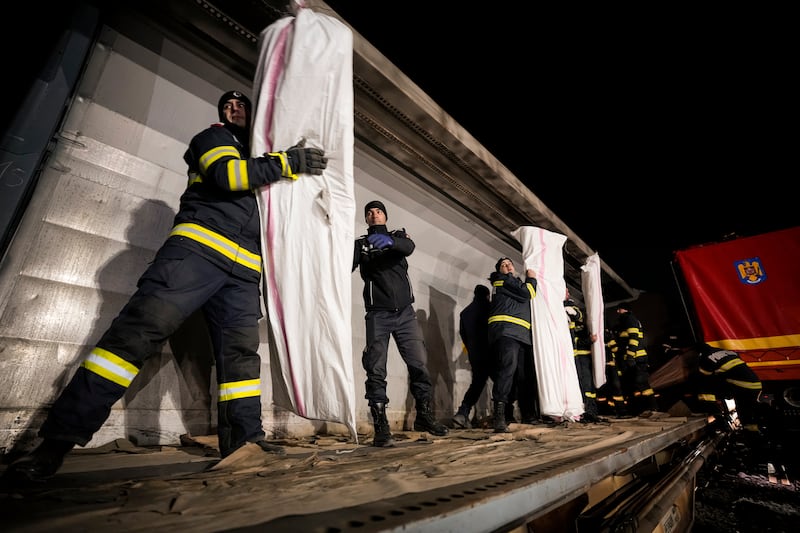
[
  {"left": 352, "top": 224, "right": 416, "bottom": 311},
  {"left": 173, "top": 122, "right": 284, "bottom": 282},
  {"left": 460, "top": 295, "right": 491, "bottom": 359},
  {"left": 565, "top": 301, "right": 592, "bottom": 356},
  {"left": 698, "top": 345, "right": 762, "bottom": 392},
  {"left": 613, "top": 311, "right": 647, "bottom": 363},
  {"left": 488, "top": 271, "right": 537, "bottom": 346}
]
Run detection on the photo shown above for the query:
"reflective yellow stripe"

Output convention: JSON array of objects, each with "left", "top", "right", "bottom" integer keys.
[
  {"left": 82, "top": 347, "right": 139, "bottom": 388},
  {"left": 698, "top": 393, "right": 717, "bottom": 401},
  {"left": 726, "top": 378, "right": 762, "bottom": 390},
  {"left": 267, "top": 151, "right": 296, "bottom": 179},
  {"left": 170, "top": 223, "right": 261, "bottom": 273},
  {"left": 719, "top": 358, "right": 745, "bottom": 372},
  {"left": 187, "top": 171, "right": 203, "bottom": 186},
  {"left": 226, "top": 159, "right": 250, "bottom": 190},
  {"left": 219, "top": 378, "right": 261, "bottom": 402},
  {"left": 526, "top": 282, "right": 536, "bottom": 298},
  {"left": 488, "top": 314, "right": 531, "bottom": 329},
  {"left": 199, "top": 145, "right": 240, "bottom": 174}
]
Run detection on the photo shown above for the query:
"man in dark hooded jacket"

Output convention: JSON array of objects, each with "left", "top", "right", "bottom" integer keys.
[
  {"left": 352, "top": 200, "right": 449, "bottom": 447},
  {"left": 4, "top": 90, "right": 328, "bottom": 483}
]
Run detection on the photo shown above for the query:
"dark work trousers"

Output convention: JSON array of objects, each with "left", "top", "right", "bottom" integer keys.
[
  {"left": 621, "top": 360, "right": 658, "bottom": 414},
  {"left": 491, "top": 337, "right": 538, "bottom": 420},
  {"left": 362, "top": 304, "right": 433, "bottom": 405},
  {"left": 457, "top": 349, "right": 493, "bottom": 415},
  {"left": 40, "top": 242, "right": 265, "bottom": 457},
  {"left": 574, "top": 354, "right": 598, "bottom": 417},
  {"left": 599, "top": 357, "right": 627, "bottom": 416},
  {"left": 697, "top": 375, "right": 762, "bottom": 428}
]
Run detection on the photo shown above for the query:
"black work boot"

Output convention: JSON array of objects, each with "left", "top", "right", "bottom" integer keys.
[
  {"left": 493, "top": 401, "right": 509, "bottom": 433},
  {"left": 3, "top": 438, "right": 75, "bottom": 483},
  {"left": 413, "top": 400, "right": 449, "bottom": 436},
  {"left": 505, "top": 402, "right": 517, "bottom": 425},
  {"left": 451, "top": 407, "right": 471, "bottom": 429},
  {"left": 370, "top": 402, "right": 395, "bottom": 447},
  {"left": 254, "top": 440, "right": 286, "bottom": 456}
]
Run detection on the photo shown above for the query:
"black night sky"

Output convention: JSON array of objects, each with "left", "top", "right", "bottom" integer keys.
[{"left": 325, "top": 2, "right": 795, "bottom": 295}]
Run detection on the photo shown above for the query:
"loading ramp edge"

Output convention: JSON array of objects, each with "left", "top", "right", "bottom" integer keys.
[{"left": 239, "top": 417, "right": 709, "bottom": 533}]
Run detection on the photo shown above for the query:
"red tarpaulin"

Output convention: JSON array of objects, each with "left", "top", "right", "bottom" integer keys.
[{"left": 675, "top": 226, "right": 800, "bottom": 381}]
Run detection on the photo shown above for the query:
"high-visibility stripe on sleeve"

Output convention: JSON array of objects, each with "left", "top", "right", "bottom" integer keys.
[
  {"left": 526, "top": 282, "right": 536, "bottom": 298},
  {"left": 267, "top": 151, "right": 296, "bottom": 179},
  {"left": 199, "top": 145, "right": 240, "bottom": 174},
  {"left": 82, "top": 347, "right": 139, "bottom": 388},
  {"left": 219, "top": 378, "right": 261, "bottom": 402},
  {"left": 226, "top": 159, "right": 250, "bottom": 190}
]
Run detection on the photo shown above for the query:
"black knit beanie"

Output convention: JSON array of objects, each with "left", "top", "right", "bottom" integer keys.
[
  {"left": 364, "top": 200, "right": 387, "bottom": 219},
  {"left": 217, "top": 90, "right": 252, "bottom": 125}
]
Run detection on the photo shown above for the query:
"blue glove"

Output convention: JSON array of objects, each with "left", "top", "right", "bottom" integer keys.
[{"left": 367, "top": 233, "right": 394, "bottom": 250}]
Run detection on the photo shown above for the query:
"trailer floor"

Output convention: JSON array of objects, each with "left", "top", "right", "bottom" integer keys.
[{"left": 1, "top": 414, "right": 708, "bottom": 532}]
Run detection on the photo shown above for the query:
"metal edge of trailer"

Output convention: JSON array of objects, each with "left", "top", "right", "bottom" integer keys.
[{"left": 237, "top": 417, "right": 709, "bottom": 532}]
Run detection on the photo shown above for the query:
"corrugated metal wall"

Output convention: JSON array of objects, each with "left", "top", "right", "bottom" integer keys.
[{"left": 0, "top": 7, "right": 516, "bottom": 451}]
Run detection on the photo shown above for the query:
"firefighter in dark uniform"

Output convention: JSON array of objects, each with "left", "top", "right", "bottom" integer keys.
[
  {"left": 4, "top": 90, "right": 328, "bottom": 482},
  {"left": 600, "top": 330, "right": 631, "bottom": 417},
  {"left": 612, "top": 302, "right": 658, "bottom": 415},
  {"left": 488, "top": 257, "right": 539, "bottom": 432},
  {"left": 692, "top": 342, "right": 763, "bottom": 433},
  {"left": 564, "top": 294, "right": 603, "bottom": 423},
  {"left": 352, "top": 200, "right": 449, "bottom": 447}
]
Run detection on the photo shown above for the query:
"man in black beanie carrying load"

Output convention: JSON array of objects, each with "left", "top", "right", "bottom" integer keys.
[
  {"left": 3, "top": 90, "right": 328, "bottom": 483},
  {"left": 352, "top": 200, "right": 449, "bottom": 447}
]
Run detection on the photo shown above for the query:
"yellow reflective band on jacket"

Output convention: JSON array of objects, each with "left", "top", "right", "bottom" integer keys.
[
  {"left": 170, "top": 223, "right": 261, "bottom": 273},
  {"left": 698, "top": 393, "right": 717, "bottom": 401},
  {"left": 219, "top": 378, "right": 261, "bottom": 402},
  {"left": 225, "top": 159, "right": 250, "bottom": 190},
  {"left": 574, "top": 349, "right": 592, "bottom": 356},
  {"left": 187, "top": 170, "right": 202, "bottom": 186},
  {"left": 526, "top": 282, "right": 536, "bottom": 298},
  {"left": 199, "top": 145, "right": 240, "bottom": 174},
  {"left": 82, "top": 347, "right": 139, "bottom": 388},
  {"left": 488, "top": 314, "right": 531, "bottom": 329},
  {"left": 267, "top": 151, "right": 297, "bottom": 179}
]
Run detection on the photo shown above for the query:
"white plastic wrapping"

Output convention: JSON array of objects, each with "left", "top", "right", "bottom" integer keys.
[
  {"left": 511, "top": 226, "right": 584, "bottom": 420},
  {"left": 251, "top": 8, "right": 357, "bottom": 441},
  {"left": 581, "top": 253, "right": 607, "bottom": 389}
]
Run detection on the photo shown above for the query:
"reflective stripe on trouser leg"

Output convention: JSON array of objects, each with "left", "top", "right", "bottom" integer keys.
[{"left": 40, "top": 292, "right": 188, "bottom": 445}]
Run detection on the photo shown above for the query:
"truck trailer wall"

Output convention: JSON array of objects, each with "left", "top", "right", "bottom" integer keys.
[{"left": 0, "top": 12, "right": 516, "bottom": 451}]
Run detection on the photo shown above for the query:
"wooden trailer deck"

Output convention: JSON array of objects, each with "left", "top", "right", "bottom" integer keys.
[{"left": 1, "top": 413, "right": 712, "bottom": 532}]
